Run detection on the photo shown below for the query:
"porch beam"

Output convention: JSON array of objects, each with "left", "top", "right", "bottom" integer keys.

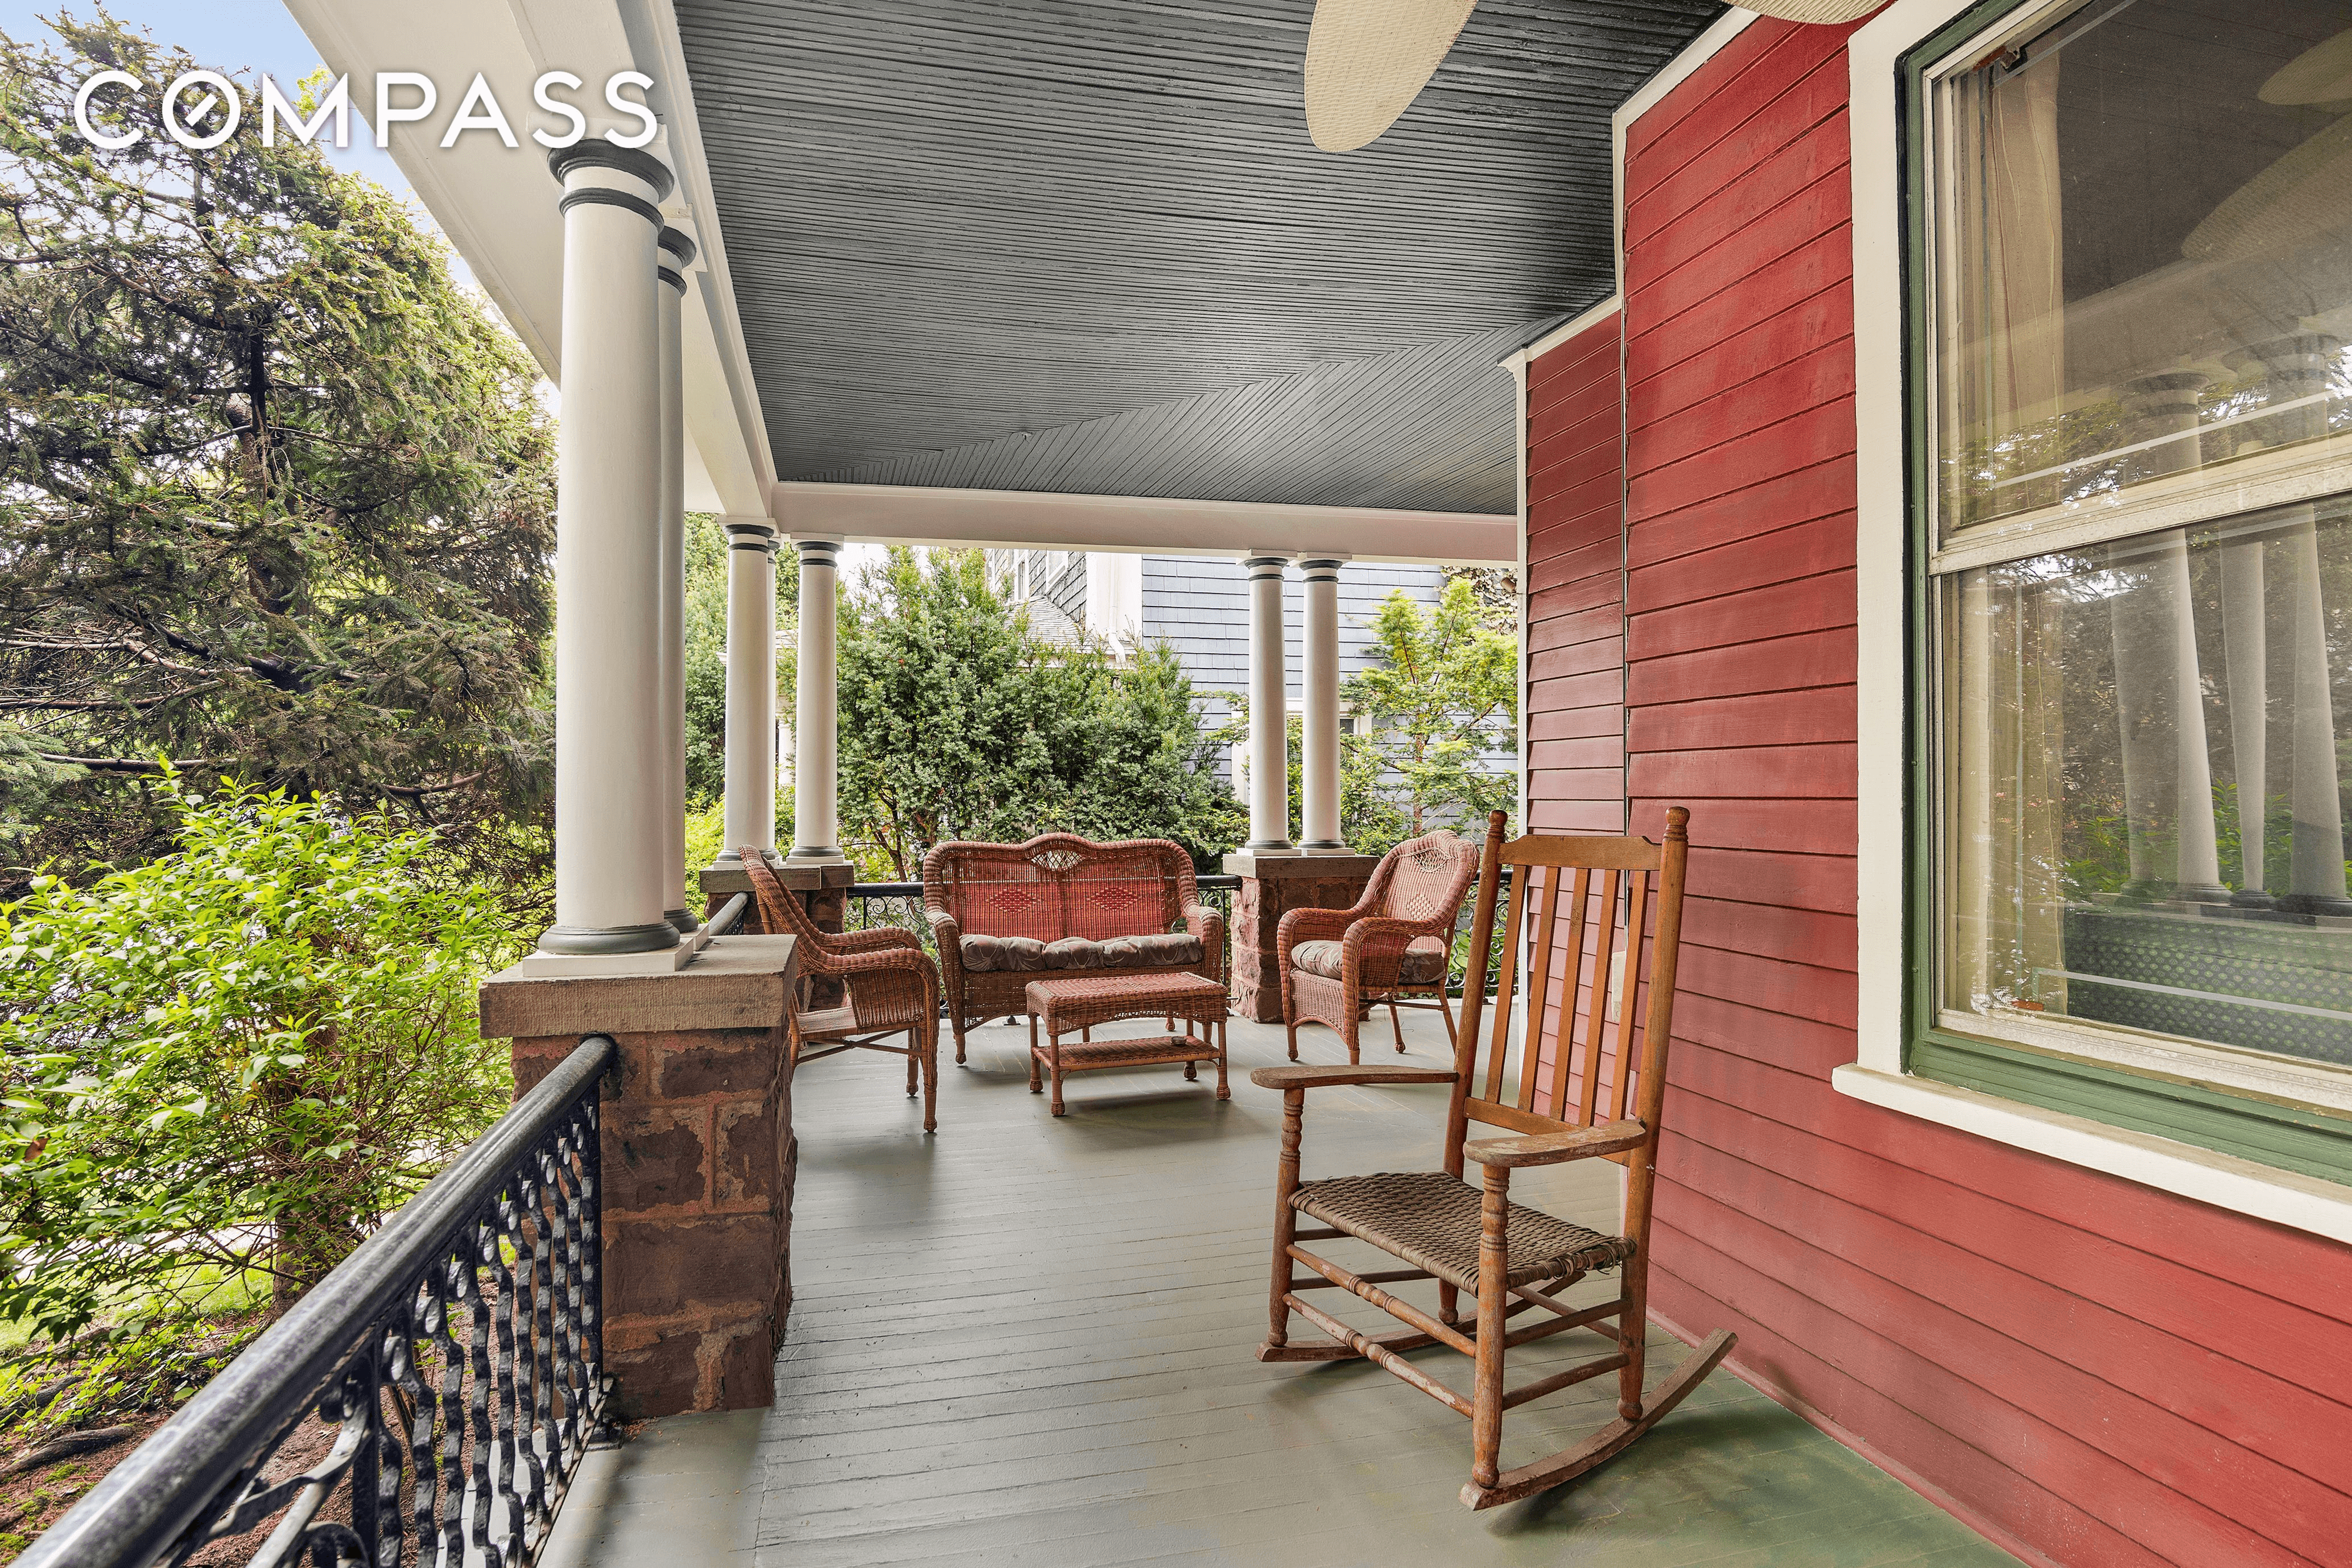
[{"left": 773, "top": 481, "right": 1513, "bottom": 567}]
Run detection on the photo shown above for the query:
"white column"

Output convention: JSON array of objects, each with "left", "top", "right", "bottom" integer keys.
[
  {"left": 2111, "top": 372, "right": 2226, "bottom": 904},
  {"left": 2244, "top": 336, "right": 2351, "bottom": 915},
  {"left": 1243, "top": 552, "right": 1293, "bottom": 851},
  {"left": 535, "top": 145, "right": 679, "bottom": 962},
  {"left": 790, "top": 537, "right": 846, "bottom": 861},
  {"left": 656, "top": 227, "right": 695, "bottom": 931},
  {"left": 2220, "top": 537, "right": 2268, "bottom": 905},
  {"left": 720, "top": 519, "right": 777, "bottom": 859},
  {"left": 2281, "top": 515, "right": 2350, "bottom": 913},
  {"left": 1298, "top": 555, "right": 1346, "bottom": 849}
]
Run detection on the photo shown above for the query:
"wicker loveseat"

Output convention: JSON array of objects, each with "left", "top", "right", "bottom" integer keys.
[{"left": 923, "top": 833, "right": 1225, "bottom": 1064}]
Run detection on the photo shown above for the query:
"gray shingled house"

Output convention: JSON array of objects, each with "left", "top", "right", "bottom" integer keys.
[{"left": 985, "top": 549, "right": 1447, "bottom": 783}]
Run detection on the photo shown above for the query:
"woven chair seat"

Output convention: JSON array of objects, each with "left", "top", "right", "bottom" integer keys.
[
  {"left": 1291, "top": 935, "right": 1449, "bottom": 985},
  {"left": 959, "top": 930, "right": 1204, "bottom": 974},
  {"left": 1291, "top": 1171, "right": 1631, "bottom": 1293}
]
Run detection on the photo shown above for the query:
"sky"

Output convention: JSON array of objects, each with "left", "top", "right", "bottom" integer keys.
[{"left": 0, "top": 0, "right": 421, "bottom": 201}]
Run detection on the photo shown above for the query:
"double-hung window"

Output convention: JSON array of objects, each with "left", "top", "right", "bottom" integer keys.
[{"left": 1848, "top": 0, "right": 2352, "bottom": 1215}]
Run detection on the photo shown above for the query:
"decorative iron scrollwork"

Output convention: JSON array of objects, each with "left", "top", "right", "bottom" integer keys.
[{"left": 18, "top": 1037, "right": 617, "bottom": 1568}]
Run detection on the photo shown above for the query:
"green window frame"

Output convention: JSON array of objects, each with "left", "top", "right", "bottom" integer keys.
[{"left": 1893, "top": 0, "right": 2352, "bottom": 1187}]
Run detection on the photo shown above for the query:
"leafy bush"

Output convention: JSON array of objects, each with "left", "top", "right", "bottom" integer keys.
[{"left": 0, "top": 779, "right": 517, "bottom": 1341}]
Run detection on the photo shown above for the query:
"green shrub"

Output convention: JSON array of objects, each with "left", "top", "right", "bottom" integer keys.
[{"left": 0, "top": 778, "right": 517, "bottom": 1341}]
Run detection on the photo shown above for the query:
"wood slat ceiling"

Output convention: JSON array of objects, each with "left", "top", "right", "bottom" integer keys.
[{"left": 675, "top": 0, "right": 1723, "bottom": 514}]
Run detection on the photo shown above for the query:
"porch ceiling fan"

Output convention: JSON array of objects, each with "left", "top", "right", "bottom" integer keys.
[{"left": 1303, "top": 0, "right": 1885, "bottom": 152}]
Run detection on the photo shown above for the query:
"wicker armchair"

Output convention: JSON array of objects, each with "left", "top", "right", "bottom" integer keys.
[
  {"left": 924, "top": 834, "right": 1224, "bottom": 1064},
  {"left": 741, "top": 849, "right": 943, "bottom": 1133},
  {"left": 1277, "top": 830, "right": 1479, "bottom": 1064}
]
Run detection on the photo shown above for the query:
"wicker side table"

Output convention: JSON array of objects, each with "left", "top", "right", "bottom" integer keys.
[{"left": 1024, "top": 971, "right": 1231, "bottom": 1116}]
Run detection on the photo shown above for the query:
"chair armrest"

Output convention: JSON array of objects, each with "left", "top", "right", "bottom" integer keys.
[
  {"left": 1249, "top": 1064, "right": 1458, "bottom": 1091},
  {"left": 1463, "top": 1119, "right": 1647, "bottom": 1168},
  {"left": 1276, "top": 906, "right": 1353, "bottom": 948},
  {"left": 831, "top": 926, "right": 922, "bottom": 953}
]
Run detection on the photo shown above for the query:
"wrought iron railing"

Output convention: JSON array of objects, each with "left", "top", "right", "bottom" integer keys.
[{"left": 18, "top": 1035, "right": 618, "bottom": 1568}]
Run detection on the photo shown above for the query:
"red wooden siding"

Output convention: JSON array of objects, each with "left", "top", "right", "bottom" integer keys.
[
  {"left": 1524, "top": 312, "right": 1626, "bottom": 838},
  {"left": 1522, "top": 315, "right": 1630, "bottom": 1110},
  {"left": 1587, "top": 17, "right": 2352, "bottom": 1568}
]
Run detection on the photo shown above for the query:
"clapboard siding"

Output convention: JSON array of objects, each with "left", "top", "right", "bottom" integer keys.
[
  {"left": 1610, "top": 18, "right": 2352, "bottom": 1568},
  {"left": 1523, "top": 312, "right": 1626, "bottom": 840}
]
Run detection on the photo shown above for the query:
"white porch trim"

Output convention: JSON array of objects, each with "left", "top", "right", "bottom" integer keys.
[{"left": 771, "top": 482, "right": 1515, "bottom": 567}]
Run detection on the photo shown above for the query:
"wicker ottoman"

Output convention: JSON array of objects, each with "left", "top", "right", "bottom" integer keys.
[{"left": 1024, "top": 971, "right": 1230, "bottom": 1116}]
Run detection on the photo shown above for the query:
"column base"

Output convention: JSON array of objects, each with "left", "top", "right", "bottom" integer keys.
[
  {"left": 1243, "top": 839, "right": 1297, "bottom": 852},
  {"left": 515, "top": 942, "right": 696, "bottom": 979},
  {"left": 666, "top": 907, "right": 700, "bottom": 935},
  {"left": 1299, "top": 841, "right": 1352, "bottom": 854},
  {"left": 1223, "top": 852, "right": 1383, "bottom": 1023},
  {"left": 2276, "top": 893, "right": 2352, "bottom": 918},
  {"left": 786, "top": 845, "right": 849, "bottom": 863}
]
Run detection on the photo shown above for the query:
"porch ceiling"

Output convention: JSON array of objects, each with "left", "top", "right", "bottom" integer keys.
[{"left": 674, "top": 0, "right": 1723, "bottom": 515}]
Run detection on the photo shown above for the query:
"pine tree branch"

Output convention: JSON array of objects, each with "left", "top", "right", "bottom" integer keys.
[{"left": 37, "top": 753, "right": 215, "bottom": 774}]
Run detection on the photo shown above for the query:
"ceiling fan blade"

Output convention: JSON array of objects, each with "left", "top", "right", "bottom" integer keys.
[
  {"left": 2260, "top": 28, "right": 2352, "bottom": 108},
  {"left": 1736, "top": 0, "right": 1888, "bottom": 20},
  {"left": 1303, "top": 0, "right": 1480, "bottom": 152}
]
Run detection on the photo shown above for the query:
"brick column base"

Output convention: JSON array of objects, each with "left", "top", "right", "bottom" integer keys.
[
  {"left": 1223, "top": 852, "right": 1381, "bottom": 1024},
  {"left": 482, "top": 936, "right": 798, "bottom": 1420}
]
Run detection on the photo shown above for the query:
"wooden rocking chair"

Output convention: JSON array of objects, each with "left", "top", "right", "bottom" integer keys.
[{"left": 1249, "top": 807, "right": 1735, "bottom": 1509}]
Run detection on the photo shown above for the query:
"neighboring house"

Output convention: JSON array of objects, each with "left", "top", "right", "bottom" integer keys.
[{"left": 987, "top": 550, "right": 1447, "bottom": 784}]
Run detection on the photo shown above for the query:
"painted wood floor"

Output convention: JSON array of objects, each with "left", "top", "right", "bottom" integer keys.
[{"left": 543, "top": 1012, "right": 2020, "bottom": 1568}]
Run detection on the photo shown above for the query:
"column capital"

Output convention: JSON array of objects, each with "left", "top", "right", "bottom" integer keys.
[
  {"left": 657, "top": 226, "right": 698, "bottom": 267},
  {"left": 1297, "top": 555, "right": 1348, "bottom": 580},
  {"left": 723, "top": 518, "right": 777, "bottom": 542},
  {"left": 791, "top": 537, "right": 845, "bottom": 568},
  {"left": 547, "top": 141, "right": 676, "bottom": 203},
  {"left": 1240, "top": 552, "right": 1290, "bottom": 577}
]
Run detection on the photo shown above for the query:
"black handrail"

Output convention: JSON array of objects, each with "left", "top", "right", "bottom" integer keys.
[{"left": 19, "top": 1035, "right": 618, "bottom": 1568}]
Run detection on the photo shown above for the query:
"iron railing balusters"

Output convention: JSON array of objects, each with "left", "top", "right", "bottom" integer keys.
[{"left": 14, "top": 1036, "right": 616, "bottom": 1568}]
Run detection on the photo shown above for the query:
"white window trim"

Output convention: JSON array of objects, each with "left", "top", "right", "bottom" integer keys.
[{"left": 1843, "top": 0, "right": 2352, "bottom": 1245}]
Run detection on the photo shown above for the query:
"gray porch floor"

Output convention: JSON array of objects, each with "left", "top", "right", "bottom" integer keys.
[{"left": 542, "top": 1010, "right": 2019, "bottom": 1568}]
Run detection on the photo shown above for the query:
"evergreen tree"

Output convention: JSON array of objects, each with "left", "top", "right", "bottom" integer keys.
[
  {"left": 0, "top": 18, "right": 556, "bottom": 899},
  {"left": 834, "top": 548, "right": 1241, "bottom": 877}
]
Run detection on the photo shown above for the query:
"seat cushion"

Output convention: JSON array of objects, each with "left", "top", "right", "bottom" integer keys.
[
  {"left": 1290, "top": 934, "right": 1449, "bottom": 986},
  {"left": 956, "top": 934, "right": 1050, "bottom": 973},
  {"left": 963, "top": 930, "right": 1203, "bottom": 973},
  {"left": 1290, "top": 1171, "right": 1629, "bottom": 1293}
]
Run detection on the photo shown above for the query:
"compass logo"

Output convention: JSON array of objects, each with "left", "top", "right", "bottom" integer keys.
[{"left": 71, "top": 69, "right": 658, "bottom": 153}]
